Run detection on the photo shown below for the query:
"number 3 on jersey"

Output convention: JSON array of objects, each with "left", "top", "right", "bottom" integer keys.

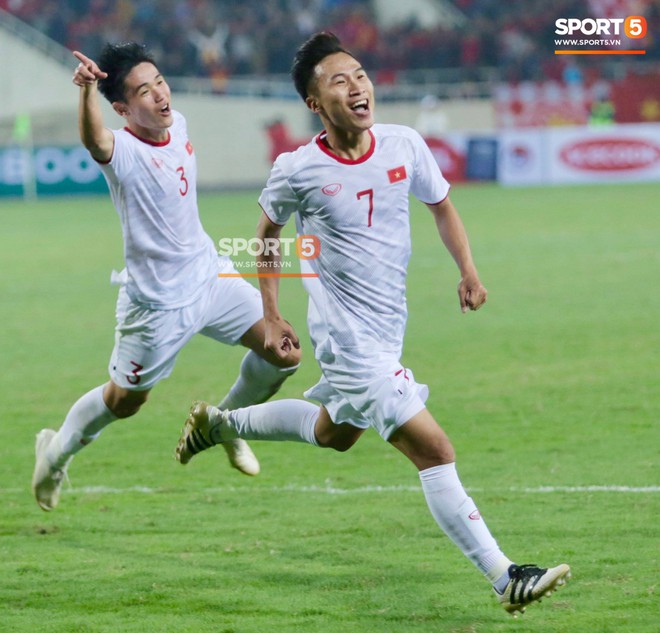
[
  {"left": 176, "top": 166, "right": 189, "bottom": 196},
  {"left": 357, "top": 189, "right": 374, "bottom": 227}
]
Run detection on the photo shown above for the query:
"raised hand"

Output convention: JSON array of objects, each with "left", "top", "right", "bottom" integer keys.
[{"left": 72, "top": 51, "right": 108, "bottom": 86}]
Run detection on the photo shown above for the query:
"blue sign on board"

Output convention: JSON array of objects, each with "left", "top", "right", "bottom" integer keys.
[{"left": 0, "top": 146, "right": 107, "bottom": 196}]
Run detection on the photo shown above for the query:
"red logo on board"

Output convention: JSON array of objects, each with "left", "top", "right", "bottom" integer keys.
[{"left": 560, "top": 138, "right": 660, "bottom": 171}]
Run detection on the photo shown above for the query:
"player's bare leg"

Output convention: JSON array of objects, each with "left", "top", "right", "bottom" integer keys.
[
  {"left": 312, "top": 405, "right": 364, "bottom": 451},
  {"left": 389, "top": 409, "right": 570, "bottom": 614}
]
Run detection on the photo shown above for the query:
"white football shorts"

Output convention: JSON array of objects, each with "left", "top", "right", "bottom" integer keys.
[
  {"left": 108, "top": 260, "right": 263, "bottom": 390},
  {"left": 304, "top": 345, "right": 429, "bottom": 440}
]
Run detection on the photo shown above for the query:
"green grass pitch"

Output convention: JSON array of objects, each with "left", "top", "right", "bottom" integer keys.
[{"left": 1, "top": 183, "right": 658, "bottom": 632}]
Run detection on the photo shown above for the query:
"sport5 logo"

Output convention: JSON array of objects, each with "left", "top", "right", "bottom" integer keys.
[{"left": 555, "top": 16, "right": 647, "bottom": 38}]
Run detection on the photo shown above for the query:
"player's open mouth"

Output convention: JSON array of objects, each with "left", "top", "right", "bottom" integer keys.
[
  {"left": 160, "top": 104, "right": 171, "bottom": 115},
  {"left": 350, "top": 99, "right": 369, "bottom": 113}
]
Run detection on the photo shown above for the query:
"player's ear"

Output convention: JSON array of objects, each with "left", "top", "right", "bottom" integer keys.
[
  {"left": 305, "top": 95, "right": 320, "bottom": 114},
  {"left": 112, "top": 101, "right": 129, "bottom": 118}
]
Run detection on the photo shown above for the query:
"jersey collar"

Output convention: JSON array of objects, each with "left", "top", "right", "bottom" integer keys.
[
  {"left": 315, "top": 129, "right": 375, "bottom": 165},
  {"left": 124, "top": 127, "right": 171, "bottom": 147}
]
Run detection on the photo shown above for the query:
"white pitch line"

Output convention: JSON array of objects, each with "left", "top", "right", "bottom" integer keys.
[
  {"left": 202, "top": 484, "right": 660, "bottom": 495},
  {"left": 4, "top": 483, "right": 658, "bottom": 496},
  {"left": 511, "top": 485, "right": 660, "bottom": 493}
]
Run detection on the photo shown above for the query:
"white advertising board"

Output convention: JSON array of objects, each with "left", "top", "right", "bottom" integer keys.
[
  {"left": 498, "top": 129, "right": 545, "bottom": 186},
  {"left": 548, "top": 124, "right": 660, "bottom": 183},
  {"left": 498, "top": 123, "right": 660, "bottom": 186}
]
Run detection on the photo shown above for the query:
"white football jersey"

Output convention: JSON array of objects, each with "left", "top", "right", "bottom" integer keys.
[
  {"left": 259, "top": 123, "right": 450, "bottom": 358},
  {"left": 99, "top": 110, "right": 217, "bottom": 309}
]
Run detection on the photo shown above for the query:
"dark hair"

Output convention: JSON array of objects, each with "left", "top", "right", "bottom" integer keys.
[
  {"left": 97, "top": 42, "right": 158, "bottom": 103},
  {"left": 291, "top": 32, "right": 355, "bottom": 100}
]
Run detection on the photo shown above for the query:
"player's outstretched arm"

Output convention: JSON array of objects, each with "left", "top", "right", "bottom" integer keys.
[
  {"left": 427, "top": 196, "right": 487, "bottom": 312},
  {"left": 72, "top": 51, "right": 114, "bottom": 163},
  {"left": 255, "top": 211, "right": 301, "bottom": 358}
]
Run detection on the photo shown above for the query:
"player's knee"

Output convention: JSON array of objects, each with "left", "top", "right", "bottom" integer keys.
[
  {"left": 316, "top": 429, "right": 362, "bottom": 452},
  {"left": 287, "top": 346, "right": 302, "bottom": 367},
  {"left": 330, "top": 438, "right": 357, "bottom": 452},
  {"left": 423, "top": 439, "right": 456, "bottom": 465},
  {"left": 110, "top": 399, "right": 146, "bottom": 419},
  {"left": 269, "top": 347, "right": 302, "bottom": 369},
  {"left": 318, "top": 436, "right": 354, "bottom": 452},
  {"left": 437, "top": 444, "right": 456, "bottom": 464},
  {"left": 415, "top": 433, "right": 455, "bottom": 464},
  {"left": 106, "top": 389, "right": 149, "bottom": 419}
]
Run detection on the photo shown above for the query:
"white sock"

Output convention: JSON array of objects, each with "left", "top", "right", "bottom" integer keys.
[
  {"left": 47, "top": 385, "right": 118, "bottom": 468},
  {"left": 419, "top": 463, "right": 512, "bottom": 586},
  {"left": 218, "top": 350, "right": 298, "bottom": 410},
  {"left": 221, "top": 399, "right": 320, "bottom": 445}
]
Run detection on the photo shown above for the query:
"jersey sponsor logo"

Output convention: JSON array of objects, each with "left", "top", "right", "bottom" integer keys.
[
  {"left": 322, "top": 183, "right": 342, "bottom": 196},
  {"left": 559, "top": 138, "right": 660, "bottom": 171},
  {"left": 387, "top": 165, "right": 407, "bottom": 183},
  {"left": 185, "top": 140, "right": 194, "bottom": 155},
  {"left": 151, "top": 157, "right": 163, "bottom": 169}
]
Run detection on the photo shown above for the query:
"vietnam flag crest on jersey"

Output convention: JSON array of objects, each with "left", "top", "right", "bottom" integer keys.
[
  {"left": 387, "top": 165, "right": 407, "bottom": 183},
  {"left": 185, "top": 140, "right": 194, "bottom": 155}
]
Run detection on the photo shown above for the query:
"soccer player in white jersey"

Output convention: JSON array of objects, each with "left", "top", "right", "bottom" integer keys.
[
  {"left": 175, "top": 33, "right": 571, "bottom": 615},
  {"left": 31, "top": 43, "right": 301, "bottom": 512}
]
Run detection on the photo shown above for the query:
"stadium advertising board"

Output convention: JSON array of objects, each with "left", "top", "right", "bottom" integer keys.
[
  {"left": 0, "top": 146, "right": 106, "bottom": 196},
  {"left": 498, "top": 123, "right": 660, "bottom": 185},
  {"left": 423, "top": 134, "right": 499, "bottom": 183},
  {"left": 498, "top": 130, "right": 546, "bottom": 186}
]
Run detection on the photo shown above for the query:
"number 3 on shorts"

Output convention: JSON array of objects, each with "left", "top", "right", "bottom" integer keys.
[{"left": 127, "top": 361, "right": 144, "bottom": 385}]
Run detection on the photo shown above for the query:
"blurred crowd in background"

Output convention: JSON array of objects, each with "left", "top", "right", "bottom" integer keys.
[{"left": 2, "top": 0, "right": 659, "bottom": 85}]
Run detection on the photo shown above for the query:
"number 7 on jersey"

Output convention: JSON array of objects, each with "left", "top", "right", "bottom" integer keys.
[{"left": 357, "top": 188, "right": 374, "bottom": 227}]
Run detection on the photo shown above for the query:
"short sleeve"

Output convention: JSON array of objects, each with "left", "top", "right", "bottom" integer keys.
[
  {"left": 258, "top": 158, "right": 299, "bottom": 226},
  {"left": 98, "top": 129, "right": 135, "bottom": 184},
  {"left": 409, "top": 128, "right": 450, "bottom": 205}
]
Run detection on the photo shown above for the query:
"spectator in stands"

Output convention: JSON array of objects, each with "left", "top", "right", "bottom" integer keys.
[
  {"left": 187, "top": 2, "right": 228, "bottom": 77},
  {"left": 4, "top": 0, "right": 655, "bottom": 82}
]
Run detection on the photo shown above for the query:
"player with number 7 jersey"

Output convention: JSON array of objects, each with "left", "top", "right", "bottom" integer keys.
[
  {"left": 259, "top": 122, "right": 449, "bottom": 354},
  {"left": 176, "top": 32, "right": 571, "bottom": 615}
]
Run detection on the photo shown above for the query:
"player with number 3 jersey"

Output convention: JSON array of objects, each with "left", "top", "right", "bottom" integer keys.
[
  {"left": 99, "top": 109, "right": 217, "bottom": 310},
  {"left": 31, "top": 43, "right": 301, "bottom": 513}
]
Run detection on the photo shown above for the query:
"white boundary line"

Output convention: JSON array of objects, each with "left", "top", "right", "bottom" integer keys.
[
  {"left": 510, "top": 485, "right": 660, "bottom": 493},
  {"left": 3, "top": 483, "right": 658, "bottom": 495}
]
